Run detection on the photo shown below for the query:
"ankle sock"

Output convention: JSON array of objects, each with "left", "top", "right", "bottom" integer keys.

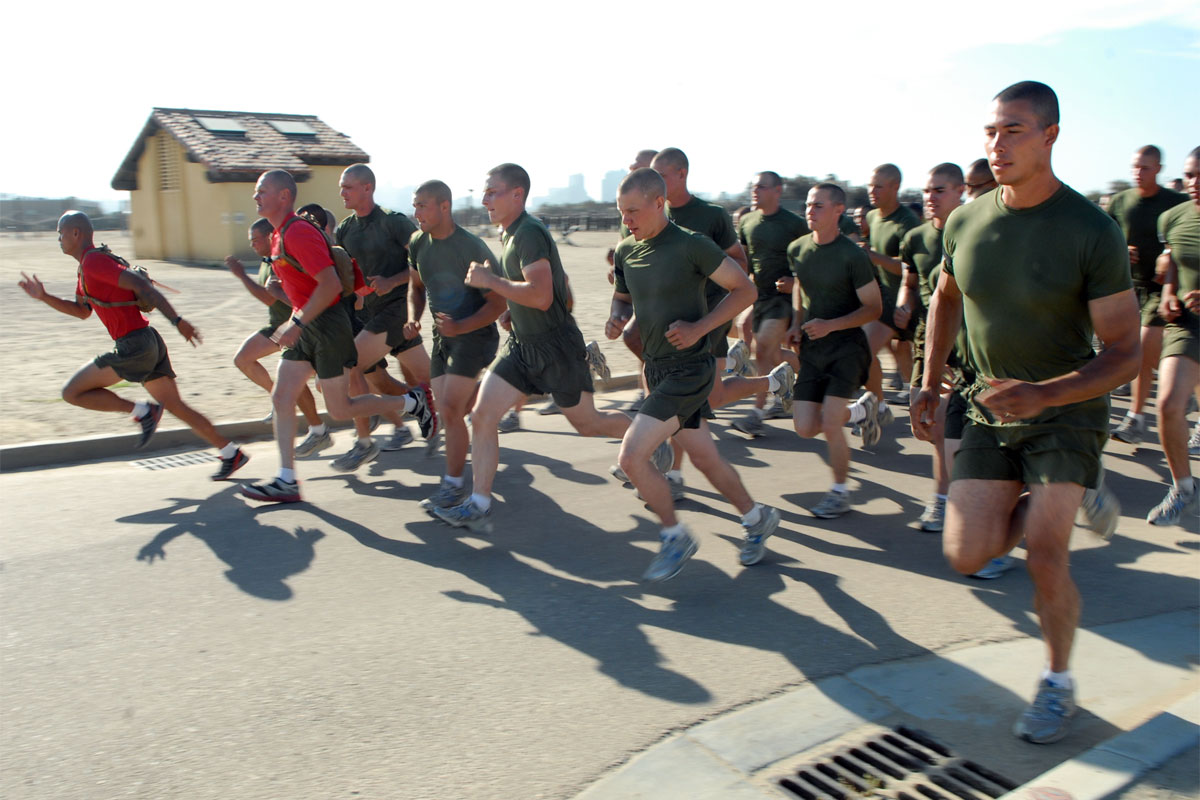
[
  {"left": 132, "top": 400, "right": 150, "bottom": 420},
  {"left": 309, "top": 423, "right": 327, "bottom": 436},
  {"left": 219, "top": 442, "right": 239, "bottom": 459},
  {"left": 1042, "top": 668, "right": 1073, "bottom": 689},
  {"left": 848, "top": 403, "right": 867, "bottom": 424},
  {"left": 444, "top": 474, "right": 464, "bottom": 488},
  {"left": 278, "top": 468, "right": 296, "bottom": 483},
  {"left": 661, "top": 522, "right": 686, "bottom": 541},
  {"left": 469, "top": 493, "right": 491, "bottom": 512},
  {"left": 741, "top": 503, "right": 763, "bottom": 527}
]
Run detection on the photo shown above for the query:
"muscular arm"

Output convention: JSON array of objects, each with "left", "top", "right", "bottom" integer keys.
[
  {"left": 801, "top": 281, "right": 882, "bottom": 339},
  {"left": 606, "top": 291, "right": 633, "bottom": 340},
  {"left": 725, "top": 242, "right": 749, "bottom": 273},
  {"left": 919, "top": 268, "right": 963, "bottom": 392},
  {"left": 225, "top": 257, "right": 277, "bottom": 307},
  {"left": 294, "top": 268, "right": 342, "bottom": 325},
  {"left": 864, "top": 247, "right": 905, "bottom": 276},
  {"left": 466, "top": 258, "right": 553, "bottom": 311},
  {"left": 407, "top": 269, "right": 427, "bottom": 328},
  {"left": 664, "top": 259, "right": 754, "bottom": 351},
  {"left": 18, "top": 272, "right": 92, "bottom": 319},
  {"left": 444, "top": 291, "right": 507, "bottom": 336}
]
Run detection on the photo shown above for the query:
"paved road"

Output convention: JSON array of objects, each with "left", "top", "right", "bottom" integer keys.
[{"left": 1, "top": 390, "right": 1196, "bottom": 799}]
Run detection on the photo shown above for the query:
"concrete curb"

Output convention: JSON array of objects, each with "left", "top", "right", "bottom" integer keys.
[{"left": 0, "top": 372, "right": 642, "bottom": 472}]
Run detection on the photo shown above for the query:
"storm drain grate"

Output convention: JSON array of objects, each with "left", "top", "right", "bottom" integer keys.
[
  {"left": 131, "top": 451, "right": 219, "bottom": 471},
  {"left": 775, "top": 725, "right": 1019, "bottom": 799}
]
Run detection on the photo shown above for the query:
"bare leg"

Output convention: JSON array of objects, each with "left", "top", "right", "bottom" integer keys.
[
  {"left": 618, "top": 413, "right": 680, "bottom": 526},
  {"left": 272, "top": 359, "right": 314, "bottom": 472},
  {"left": 1158, "top": 355, "right": 1199, "bottom": 482},
  {"left": 821, "top": 394, "right": 853, "bottom": 484},
  {"left": 1130, "top": 325, "right": 1163, "bottom": 416},
  {"left": 863, "top": 321, "right": 894, "bottom": 402},
  {"left": 433, "top": 373, "right": 478, "bottom": 479},
  {"left": 559, "top": 392, "right": 631, "bottom": 439},
  {"left": 1024, "top": 483, "right": 1086, "bottom": 671},
  {"left": 61, "top": 362, "right": 134, "bottom": 414},
  {"left": 675, "top": 421, "right": 753, "bottom": 514},
  {"left": 233, "top": 332, "right": 279, "bottom": 393},
  {"left": 468, "top": 372, "right": 525, "bottom": 498},
  {"left": 144, "top": 376, "right": 230, "bottom": 449}
]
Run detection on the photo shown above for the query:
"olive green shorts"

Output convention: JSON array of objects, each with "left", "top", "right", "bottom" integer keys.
[
  {"left": 709, "top": 320, "right": 733, "bottom": 358},
  {"left": 945, "top": 389, "right": 969, "bottom": 440},
  {"left": 94, "top": 326, "right": 175, "bottom": 384},
  {"left": 1135, "top": 283, "right": 1166, "bottom": 328},
  {"left": 1161, "top": 318, "right": 1198, "bottom": 362},
  {"left": 795, "top": 330, "right": 871, "bottom": 403},
  {"left": 910, "top": 316, "right": 960, "bottom": 387},
  {"left": 363, "top": 297, "right": 423, "bottom": 353},
  {"left": 281, "top": 301, "right": 358, "bottom": 380},
  {"left": 952, "top": 421, "right": 1105, "bottom": 489},
  {"left": 431, "top": 326, "right": 499, "bottom": 379},
  {"left": 752, "top": 295, "right": 793, "bottom": 333},
  {"left": 490, "top": 324, "right": 594, "bottom": 409},
  {"left": 642, "top": 354, "right": 716, "bottom": 430},
  {"left": 881, "top": 296, "right": 916, "bottom": 341}
]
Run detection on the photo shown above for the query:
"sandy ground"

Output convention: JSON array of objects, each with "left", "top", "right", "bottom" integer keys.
[{"left": 0, "top": 228, "right": 640, "bottom": 445}]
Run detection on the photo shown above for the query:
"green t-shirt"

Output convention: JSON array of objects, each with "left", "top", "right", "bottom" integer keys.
[
  {"left": 408, "top": 226, "right": 498, "bottom": 322},
  {"left": 667, "top": 196, "right": 738, "bottom": 309},
  {"left": 1107, "top": 187, "right": 1188, "bottom": 285},
  {"left": 899, "top": 221, "right": 945, "bottom": 310},
  {"left": 943, "top": 184, "right": 1132, "bottom": 429},
  {"left": 1158, "top": 201, "right": 1200, "bottom": 333},
  {"left": 787, "top": 233, "right": 875, "bottom": 341},
  {"left": 614, "top": 222, "right": 725, "bottom": 361},
  {"left": 258, "top": 257, "right": 291, "bottom": 329},
  {"left": 499, "top": 211, "right": 576, "bottom": 340},
  {"left": 738, "top": 207, "right": 808, "bottom": 301},
  {"left": 866, "top": 204, "right": 921, "bottom": 304},
  {"left": 335, "top": 205, "right": 418, "bottom": 314},
  {"left": 839, "top": 214, "right": 861, "bottom": 238}
]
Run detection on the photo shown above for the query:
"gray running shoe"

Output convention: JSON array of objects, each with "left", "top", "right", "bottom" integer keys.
[
  {"left": 295, "top": 428, "right": 332, "bottom": 458},
  {"left": 810, "top": 489, "right": 851, "bottom": 519},
  {"left": 1111, "top": 382, "right": 1131, "bottom": 397},
  {"left": 1013, "top": 679, "right": 1077, "bottom": 744},
  {"left": 1110, "top": 415, "right": 1145, "bottom": 444},
  {"left": 725, "top": 339, "right": 752, "bottom": 377},
  {"left": 635, "top": 473, "right": 686, "bottom": 503},
  {"left": 877, "top": 401, "right": 895, "bottom": 427},
  {"left": 241, "top": 477, "right": 302, "bottom": 504},
  {"left": 433, "top": 497, "right": 493, "bottom": 533},
  {"left": 408, "top": 383, "right": 440, "bottom": 453},
  {"left": 763, "top": 399, "right": 789, "bottom": 420},
  {"left": 858, "top": 393, "right": 881, "bottom": 448},
  {"left": 917, "top": 496, "right": 946, "bottom": 532},
  {"left": 539, "top": 399, "right": 561, "bottom": 415},
  {"left": 497, "top": 409, "right": 521, "bottom": 433},
  {"left": 134, "top": 403, "right": 164, "bottom": 449},
  {"left": 1190, "top": 422, "right": 1200, "bottom": 456},
  {"left": 1146, "top": 481, "right": 1198, "bottom": 527},
  {"left": 651, "top": 439, "right": 674, "bottom": 474},
  {"left": 1080, "top": 482, "right": 1120, "bottom": 540},
  {"left": 420, "top": 479, "right": 468, "bottom": 513},
  {"left": 610, "top": 463, "right": 630, "bottom": 484},
  {"left": 739, "top": 505, "right": 781, "bottom": 566},
  {"left": 585, "top": 340, "right": 611, "bottom": 382},
  {"left": 629, "top": 390, "right": 646, "bottom": 413},
  {"left": 768, "top": 361, "right": 796, "bottom": 414},
  {"left": 731, "top": 413, "right": 764, "bottom": 436},
  {"left": 381, "top": 425, "right": 413, "bottom": 451},
  {"left": 211, "top": 448, "right": 249, "bottom": 481},
  {"left": 970, "top": 556, "right": 1014, "bottom": 580},
  {"left": 643, "top": 527, "right": 698, "bottom": 582},
  {"left": 893, "top": 389, "right": 911, "bottom": 405},
  {"left": 331, "top": 439, "right": 380, "bottom": 473}
]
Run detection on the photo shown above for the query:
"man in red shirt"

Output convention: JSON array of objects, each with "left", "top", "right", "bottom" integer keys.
[
  {"left": 241, "top": 170, "right": 436, "bottom": 503},
  {"left": 18, "top": 211, "right": 247, "bottom": 479}
]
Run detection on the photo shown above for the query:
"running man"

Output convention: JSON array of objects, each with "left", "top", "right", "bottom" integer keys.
[
  {"left": 912, "top": 82, "right": 1139, "bottom": 744},
  {"left": 1106, "top": 145, "right": 1187, "bottom": 444},
  {"left": 434, "top": 163, "right": 668, "bottom": 532},
  {"left": 1147, "top": 146, "right": 1200, "bottom": 526},
  {"left": 405, "top": 180, "right": 507, "bottom": 513},
  {"left": 786, "top": 183, "right": 883, "bottom": 519},
  {"left": 19, "top": 211, "right": 247, "bottom": 478},
  {"left": 241, "top": 170, "right": 435, "bottom": 503},
  {"left": 610, "top": 168, "right": 781, "bottom": 580},
  {"left": 964, "top": 158, "right": 998, "bottom": 200},
  {"left": 225, "top": 218, "right": 331, "bottom": 457}
]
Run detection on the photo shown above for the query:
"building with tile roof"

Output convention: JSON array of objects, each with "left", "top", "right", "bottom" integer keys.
[{"left": 112, "top": 108, "right": 369, "bottom": 262}]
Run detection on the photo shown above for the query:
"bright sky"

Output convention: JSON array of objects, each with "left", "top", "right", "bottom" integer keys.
[{"left": 4, "top": 0, "right": 1197, "bottom": 210}]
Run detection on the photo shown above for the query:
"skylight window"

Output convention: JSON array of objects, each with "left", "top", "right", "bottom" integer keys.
[
  {"left": 268, "top": 120, "right": 318, "bottom": 136},
  {"left": 194, "top": 116, "right": 248, "bottom": 133}
]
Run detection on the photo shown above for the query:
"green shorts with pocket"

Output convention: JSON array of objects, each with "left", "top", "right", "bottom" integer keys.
[
  {"left": 752, "top": 295, "right": 792, "bottom": 333},
  {"left": 281, "top": 301, "right": 357, "bottom": 380},
  {"left": 952, "top": 421, "right": 1105, "bottom": 489},
  {"left": 490, "top": 324, "right": 594, "bottom": 409},
  {"left": 363, "top": 296, "right": 423, "bottom": 354},
  {"left": 1161, "top": 315, "right": 1198, "bottom": 362},
  {"left": 709, "top": 320, "right": 733, "bottom": 358},
  {"left": 1134, "top": 283, "right": 1166, "bottom": 328},
  {"left": 641, "top": 353, "right": 716, "bottom": 430},
  {"left": 431, "top": 326, "right": 500, "bottom": 379},
  {"left": 94, "top": 326, "right": 175, "bottom": 384},
  {"left": 795, "top": 330, "right": 871, "bottom": 403}
]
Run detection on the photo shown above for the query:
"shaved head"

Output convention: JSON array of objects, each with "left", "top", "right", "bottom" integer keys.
[
  {"left": 872, "top": 163, "right": 901, "bottom": 185},
  {"left": 342, "top": 163, "right": 375, "bottom": 188},
  {"left": 261, "top": 169, "right": 298, "bottom": 201},
  {"left": 1136, "top": 145, "right": 1162, "bottom": 165},
  {"left": 756, "top": 171, "right": 783, "bottom": 188},
  {"left": 57, "top": 210, "right": 93, "bottom": 237},
  {"left": 652, "top": 147, "right": 689, "bottom": 172},
  {"left": 930, "top": 162, "right": 964, "bottom": 186},
  {"left": 487, "top": 163, "right": 531, "bottom": 197},
  {"left": 415, "top": 179, "right": 453, "bottom": 206},
  {"left": 250, "top": 217, "right": 274, "bottom": 236},
  {"left": 619, "top": 168, "right": 666, "bottom": 200},
  {"left": 631, "top": 149, "right": 658, "bottom": 170},
  {"left": 994, "top": 80, "right": 1059, "bottom": 128}
]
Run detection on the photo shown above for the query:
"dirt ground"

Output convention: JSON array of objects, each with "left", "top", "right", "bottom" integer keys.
[{"left": 0, "top": 228, "right": 639, "bottom": 445}]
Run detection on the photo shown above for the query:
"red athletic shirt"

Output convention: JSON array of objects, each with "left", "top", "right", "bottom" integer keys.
[
  {"left": 75, "top": 249, "right": 148, "bottom": 340},
  {"left": 271, "top": 213, "right": 337, "bottom": 311}
]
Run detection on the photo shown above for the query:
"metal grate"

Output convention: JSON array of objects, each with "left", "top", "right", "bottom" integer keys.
[
  {"left": 776, "top": 725, "right": 1019, "bottom": 799},
  {"left": 131, "top": 451, "right": 218, "bottom": 471}
]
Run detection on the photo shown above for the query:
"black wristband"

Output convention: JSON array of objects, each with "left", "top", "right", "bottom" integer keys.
[
  {"left": 172, "top": 315, "right": 182, "bottom": 327},
  {"left": 291, "top": 315, "right": 306, "bottom": 329}
]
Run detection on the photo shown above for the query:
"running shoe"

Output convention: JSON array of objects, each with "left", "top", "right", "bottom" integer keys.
[
  {"left": 134, "top": 403, "right": 164, "bottom": 449},
  {"left": 261, "top": 409, "right": 274, "bottom": 424},
  {"left": 1013, "top": 678, "right": 1076, "bottom": 744},
  {"left": 409, "top": 383, "right": 440, "bottom": 450},
  {"left": 769, "top": 361, "right": 796, "bottom": 414},
  {"left": 381, "top": 425, "right": 413, "bottom": 451},
  {"left": 917, "top": 496, "right": 945, "bottom": 532},
  {"left": 211, "top": 447, "right": 249, "bottom": 481},
  {"left": 368, "top": 414, "right": 382, "bottom": 433},
  {"left": 970, "top": 556, "right": 1014, "bottom": 580},
  {"left": 294, "top": 428, "right": 332, "bottom": 458},
  {"left": 725, "top": 339, "right": 752, "bottom": 378},
  {"left": 497, "top": 409, "right": 521, "bottom": 433},
  {"left": 857, "top": 393, "right": 882, "bottom": 448},
  {"left": 739, "top": 505, "right": 781, "bottom": 566},
  {"left": 888, "top": 373, "right": 905, "bottom": 391},
  {"left": 1146, "top": 481, "right": 1199, "bottom": 527},
  {"left": 732, "top": 414, "right": 765, "bottom": 436},
  {"left": 331, "top": 439, "right": 380, "bottom": 473},
  {"left": 539, "top": 399, "right": 561, "bottom": 415},
  {"left": 877, "top": 402, "right": 895, "bottom": 427},
  {"left": 242, "top": 477, "right": 302, "bottom": 504},
  {"left": 763, "top": 399, "right": 789, "bottom": 419},
  {"left": 420, "top": 479, "right": 468, "bottom": 513},
  {"left": 635, "top": 473, "right": 686, "bottom": 503},
  {"left": 585, "top": 340, "right": 611, "bottom": 382},
  {"left": 1080, "top": 482, "right": 1120, "bottom": 540},
  {"left": 1110, "top": 415, "right": 1145, "bottom": 444},
  {"left": 643, "top": 527, "right": 698, "bottom": 582},
  {"left": 651, "top": 439, "right": 674, "bottom": 474},
  {"left": 610, "top": 463, "right": 631, "bottom": 484},
  {"left": 810, "top": 489, "right": 851, "bottom": 519},
  {"left": 1190, "top": 422, "right": 1200, "bottom": 456},
  {"left": 433, "top": 498, "right": 493, "bottom": 533}
]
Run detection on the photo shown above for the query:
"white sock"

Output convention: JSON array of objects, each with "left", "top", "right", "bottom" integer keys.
[
  {"left": 831, "top": 483, "right": 848, "bottom": 494},
  {"left": 358, "top": 436, "right": 373, "bottom": 447},
  {"left": 278, "top": 468, "right": 296, "bottom": 483},
  {"left": 767, "top": 374, "right": 781, "bottom": 393},
  {"left": 725, "top": 356, "right": 736, "bottom": 371},
  {"left": 131, "top": 400, "right": 150, "bottom": 420},
  {"left": 848, "top": 403, "right": 867, "bottom": 424},
  {"left": 1042, "top": 668, "right": 1073, "bottom": 689},
  {"left": 1128, "top": 412, "right": 1144, "bottom": 423},
  {"left": 753, "top": 407, "right": 767, "bottom": 420},
  {"left": 741, "top": 503, "right": 763, "bottom": 527},
  {"left": 661, "top": 522, "right": 686, "bottom": 541},
  {"left": 219, "top": 442, "right": 239, "bottom": 459},
  {"left": 858, "top": 391, "right": 872, "bottom": 404},
  {"left": 879, "top": 400, "right": 891, "bottom": 413},
  {"left": 309, "top": 423, "right": 327, "bottom": 435},
  {"left": 667, "top": 469, "right": 682, "bottom": 481},
  {"left": 444, "top": 474, "right": 464, "bottom": 488},
  {"left": 1176, "top": 476, "right": 1196, "bottom": 495},
  {"left": 470, "top": 493, "right": 491, "bottom": 511},
  {"left": 404, "top": 394, "right": 418, "bottom": 414}
]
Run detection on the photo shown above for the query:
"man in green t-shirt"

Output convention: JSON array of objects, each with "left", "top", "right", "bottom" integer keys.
[
  {"left": 858, "top": 163, "right": 921, "bottom": 436},
  {"left": 912, "top": 81, "right": 1140, "bottom": 746},
  {"left": 1106, "top": 145, "right": 1188, "bottom": 444},
  {"left": 786, "top": 183, "right": 883, "bottom": 519},
  {"left": 224, "top": 218, "right": 329, "bottom": 457},
  {"left": 608, "top": 168, "right": 782, "bottom": 581},
  {"left": 731, "top": 171, "right": 806, "bottom": 436},
  {"left": 334, "top": 163, "right": 432, "bottom": 470},
  {"left": 434, "top": 163, "right": 665, "bottom": 533},
  {"left": 1146, "top": 146, "right": 1200, "bottom": 526},
  {"left": 404, "top": 180, "right": 508, "bottom": 514}
]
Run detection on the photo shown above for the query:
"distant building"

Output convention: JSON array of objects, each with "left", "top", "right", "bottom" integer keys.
[
  {"left": 532, "top": 173, "right": 591, "bottom": 208},
  {"left": 111, "top": 108, "right": 369, "bottom": 262},
  {"left": 600, "top": 170, "right": 624, "bottom": 203},
  {"left": 0, "top": 195, "right": 105, "bottom": 231}
]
